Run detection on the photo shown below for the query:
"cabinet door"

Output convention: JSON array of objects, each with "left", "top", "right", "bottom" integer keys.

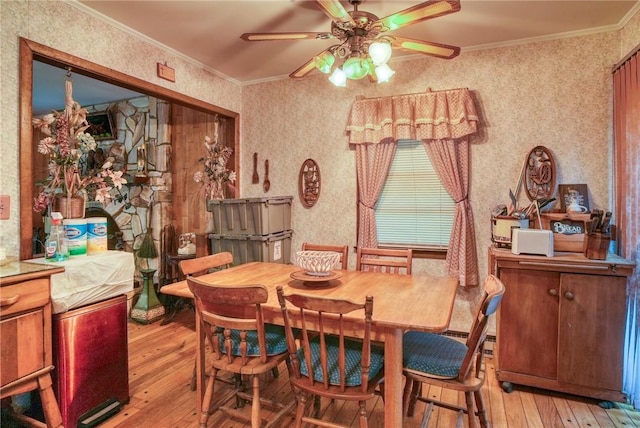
[
  {"left": 498, "top": 268, "right": 560, "bottom": 379},
  {"left": 558, "top": 274, "right": 626, "bottom": 391}
]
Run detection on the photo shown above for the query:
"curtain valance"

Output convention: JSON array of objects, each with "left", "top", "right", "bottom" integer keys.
[{"left": 346, "top": 88, "right": 479, "bottom": 144}]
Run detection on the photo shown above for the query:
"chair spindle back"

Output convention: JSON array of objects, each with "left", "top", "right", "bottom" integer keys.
[{"left": 356, "top": 247, "right": 413, "bottom": 274}]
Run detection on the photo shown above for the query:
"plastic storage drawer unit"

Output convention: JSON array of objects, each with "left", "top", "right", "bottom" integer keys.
[
  {"left": 209, "top": 230, "right": 292, "bottom": 264},
  {"left": 207, "top": 196, "right": 292, "bottom": 236}
]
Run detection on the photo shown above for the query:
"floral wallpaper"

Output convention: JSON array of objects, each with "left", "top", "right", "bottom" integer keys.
[
  {"left": 240, "top": 19, "right": 638, "bottom": 330},
  {"left": 241, "top": 32, "right": 621, "bottom": 273},
  {"left": 0, "top": 0, "right": 241, "bottom": 257},
  {"left": 1, "top": 0, "right": 637, "bottom": 331}
]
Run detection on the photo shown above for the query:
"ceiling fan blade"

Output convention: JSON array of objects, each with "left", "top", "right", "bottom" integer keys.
[
  {"left": 391, "top": 36, "right": 460, "bottom": 59},
  {"left": 289, "top": 58, "right": 318, "bottom": 79},
  {"left": 241, "top": 32, "right": 333, "bottom": 41},
  {"left": 377, "top": 0, "right": 461, "bottom": 32},
  {"left": 314, "top": 0, "right": 356, "bottom": 27}
]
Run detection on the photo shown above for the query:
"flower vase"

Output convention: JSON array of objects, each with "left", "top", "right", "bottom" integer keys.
[
  {"left": 205, "top": 181, "right": 224, "bottom": 233},
  {"left": 53, "top": 195, "right": 85, "bottom": 219},
  {"left": 209, "top": 180, "right": 225, "bottom": 200}
]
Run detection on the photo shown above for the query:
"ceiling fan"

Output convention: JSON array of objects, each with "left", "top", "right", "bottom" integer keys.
[{"left": 240, "top": 0, "right": 461, "bottom": 84}]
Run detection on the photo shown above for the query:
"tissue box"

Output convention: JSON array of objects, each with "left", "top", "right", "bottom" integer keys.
[{"left": 511, "top": 229, "right": 554, "bottom": 257}]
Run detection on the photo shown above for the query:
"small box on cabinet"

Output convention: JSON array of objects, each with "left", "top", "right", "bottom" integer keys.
[
  {"left": 583, "top": 233, "right": 610, "bottom": 260},
  {"left": 533, "top": 212, "right": 590, "bottom": 252}
]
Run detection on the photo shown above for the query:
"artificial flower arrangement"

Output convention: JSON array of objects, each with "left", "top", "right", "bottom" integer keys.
[
  {"left": 193, "top": 133, "right": 237, "bottom": 199},
  {"left": 32, "top": 80, "right": 128, "bottom": 214}
]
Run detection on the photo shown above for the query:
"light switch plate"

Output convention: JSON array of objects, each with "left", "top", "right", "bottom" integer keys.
[{"left": 0, "top": 195, "right": 10, "bottom": 220}]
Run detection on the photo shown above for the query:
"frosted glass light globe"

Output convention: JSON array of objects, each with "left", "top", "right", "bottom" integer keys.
[
  {"left": 329, "top": 68, "right": 347, "bottom": 86},
  {"left": 369, "top": 42, "right": 392, "bottom": 66},
  {"left": 342, "top": 56, "right": 371, "bottom": 80}
]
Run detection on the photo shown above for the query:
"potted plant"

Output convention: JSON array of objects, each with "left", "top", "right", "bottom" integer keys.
[{"left": 32, "top": 79, "right": 128, "bottom": 218}]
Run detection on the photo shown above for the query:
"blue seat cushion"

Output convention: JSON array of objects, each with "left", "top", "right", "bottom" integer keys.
[
  {"left": 403, "top": 331, "right": 467, "bottom": 379},
  {"left": 218, "top": 324, "right": 288, "bottom": 356},
  {"left": 298, "top": 335, "right": 384, "bottom": 386}
]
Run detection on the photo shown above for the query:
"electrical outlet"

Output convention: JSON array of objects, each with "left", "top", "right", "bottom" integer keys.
[
  {"left": 157, "top": 63, "right": 175, "bottom": 82},
  {"left": 0, "top": 195, "right": 10, "bottom": 220}
]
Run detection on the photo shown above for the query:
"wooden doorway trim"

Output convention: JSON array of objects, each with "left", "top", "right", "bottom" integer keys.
[{"left": 19, "top": 37, "right": 239, "bottom": 260}]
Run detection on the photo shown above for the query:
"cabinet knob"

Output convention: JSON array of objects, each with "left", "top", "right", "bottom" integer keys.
[
  {"left": 564, "top": 291, "right": 575, "bottom": 301},
  {"left": 548, "top": 288, "right": 558, "bottom": 296}
]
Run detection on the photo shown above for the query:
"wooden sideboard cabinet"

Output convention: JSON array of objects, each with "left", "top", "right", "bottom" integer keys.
[
  {"left": 0, "top": 261, "right": 65, "bottom": 427},
  {"left": 488, "top": 247, "right": 635, "bottom": 402}
]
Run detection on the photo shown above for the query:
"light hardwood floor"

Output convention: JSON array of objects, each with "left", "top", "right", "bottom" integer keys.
[{"left": 100, "top": 309, "right": 638, "bottom": 428}]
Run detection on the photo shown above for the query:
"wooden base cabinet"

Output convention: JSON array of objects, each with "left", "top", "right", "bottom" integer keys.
[
  {"left": 1, "top": 262, "right": 65, "bottom": 427},
  {"left": 489, "top": 248, "right": 635, "bottom": 402}
]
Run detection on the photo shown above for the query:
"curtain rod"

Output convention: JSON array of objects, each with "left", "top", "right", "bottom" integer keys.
[
  {"left": 613, "top": 42, "right": 640, "bottom": 72},
  {"left": 355, "top": 87, "right": 469, "bottom": 101}
]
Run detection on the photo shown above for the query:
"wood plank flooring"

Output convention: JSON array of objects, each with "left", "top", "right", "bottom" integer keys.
[
  {"left": 95, "top": 309, "right": 640, "bottom": 428},
  {"left": 72, "top": 309, "right": 640, "bottom": 427}
]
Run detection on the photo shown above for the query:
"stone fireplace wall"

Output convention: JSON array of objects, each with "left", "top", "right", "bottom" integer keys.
[{"left": 86, "top": 96, "right": 171, "bottom": 277}]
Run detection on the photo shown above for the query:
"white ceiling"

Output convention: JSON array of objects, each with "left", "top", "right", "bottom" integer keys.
[
  {"left": 74, "top": 0, "right": 639, "bottom": 84},
  {"left": 34, "top": 0, "right": 639, "bottom": 114}
]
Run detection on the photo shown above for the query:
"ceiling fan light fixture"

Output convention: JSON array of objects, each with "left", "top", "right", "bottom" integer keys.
[
  {"left": 329, "top": 68, "right": 347, "bottom": 87},
  {"left": 244, "top": 0, "right": 462, "bottom": 82},
  {"left": 314, "top": 51, "right": 336, "bottom": 74},
  {"left": 368, "top": 41, "right": 392, "bottom": 66},
  {"left": 374, "top": 63, "right": 395, "bottom": 83},
  {"left": 342, "top": 55, "right": 371, "bottom": 80}
]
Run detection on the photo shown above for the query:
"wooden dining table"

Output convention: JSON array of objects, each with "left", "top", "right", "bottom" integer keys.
[{"left": 161, "top": 261, "right": 458, "bottom": 428}]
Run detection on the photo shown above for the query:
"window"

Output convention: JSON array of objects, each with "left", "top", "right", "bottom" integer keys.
[{"left": 375, "top": 140, "right": 455, "bottom": 250}]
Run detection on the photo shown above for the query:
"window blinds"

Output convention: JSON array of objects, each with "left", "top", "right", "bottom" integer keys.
[{"left": 375, "top": 140, "right": 455, "bottom": 248}]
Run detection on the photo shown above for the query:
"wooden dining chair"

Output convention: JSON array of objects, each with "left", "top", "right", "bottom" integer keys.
[
  {"left": 188, "top": 277, "right": 294, "bottom": 428},
  {"left": 179, "top": 251, "right": 233, "bottom": 278},
  {"left": 276, "top": 286, "right": 385, "bottom": 428},
  {"left": 355, "top": 247, "right": 413, "bottom": 274},
  {"left": 402, "top": 274, "right": 506, "bottom": 428},
  {"left": 173, "top": 252, "right": 234, "bottom": 391},
  {"left": 301, "top": 242, "right": 349, "bottom": 270}
]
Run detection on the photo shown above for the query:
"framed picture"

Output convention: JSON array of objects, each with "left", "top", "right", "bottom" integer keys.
[
  {"left": 558, "top": 184, "right": 590, "bottom": 213},
  {"left": 86, "top": 111, "right": 117, "bottom": 141}
]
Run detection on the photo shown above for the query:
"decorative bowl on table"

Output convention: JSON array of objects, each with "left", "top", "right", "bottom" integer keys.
[{"left": 295, "top": 250, "right": 340, "bottom": 276}]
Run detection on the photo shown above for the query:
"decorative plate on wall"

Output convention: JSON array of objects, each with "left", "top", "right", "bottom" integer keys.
[{"left": 299, "top": 159, "right": 320, "bottom": 208}]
